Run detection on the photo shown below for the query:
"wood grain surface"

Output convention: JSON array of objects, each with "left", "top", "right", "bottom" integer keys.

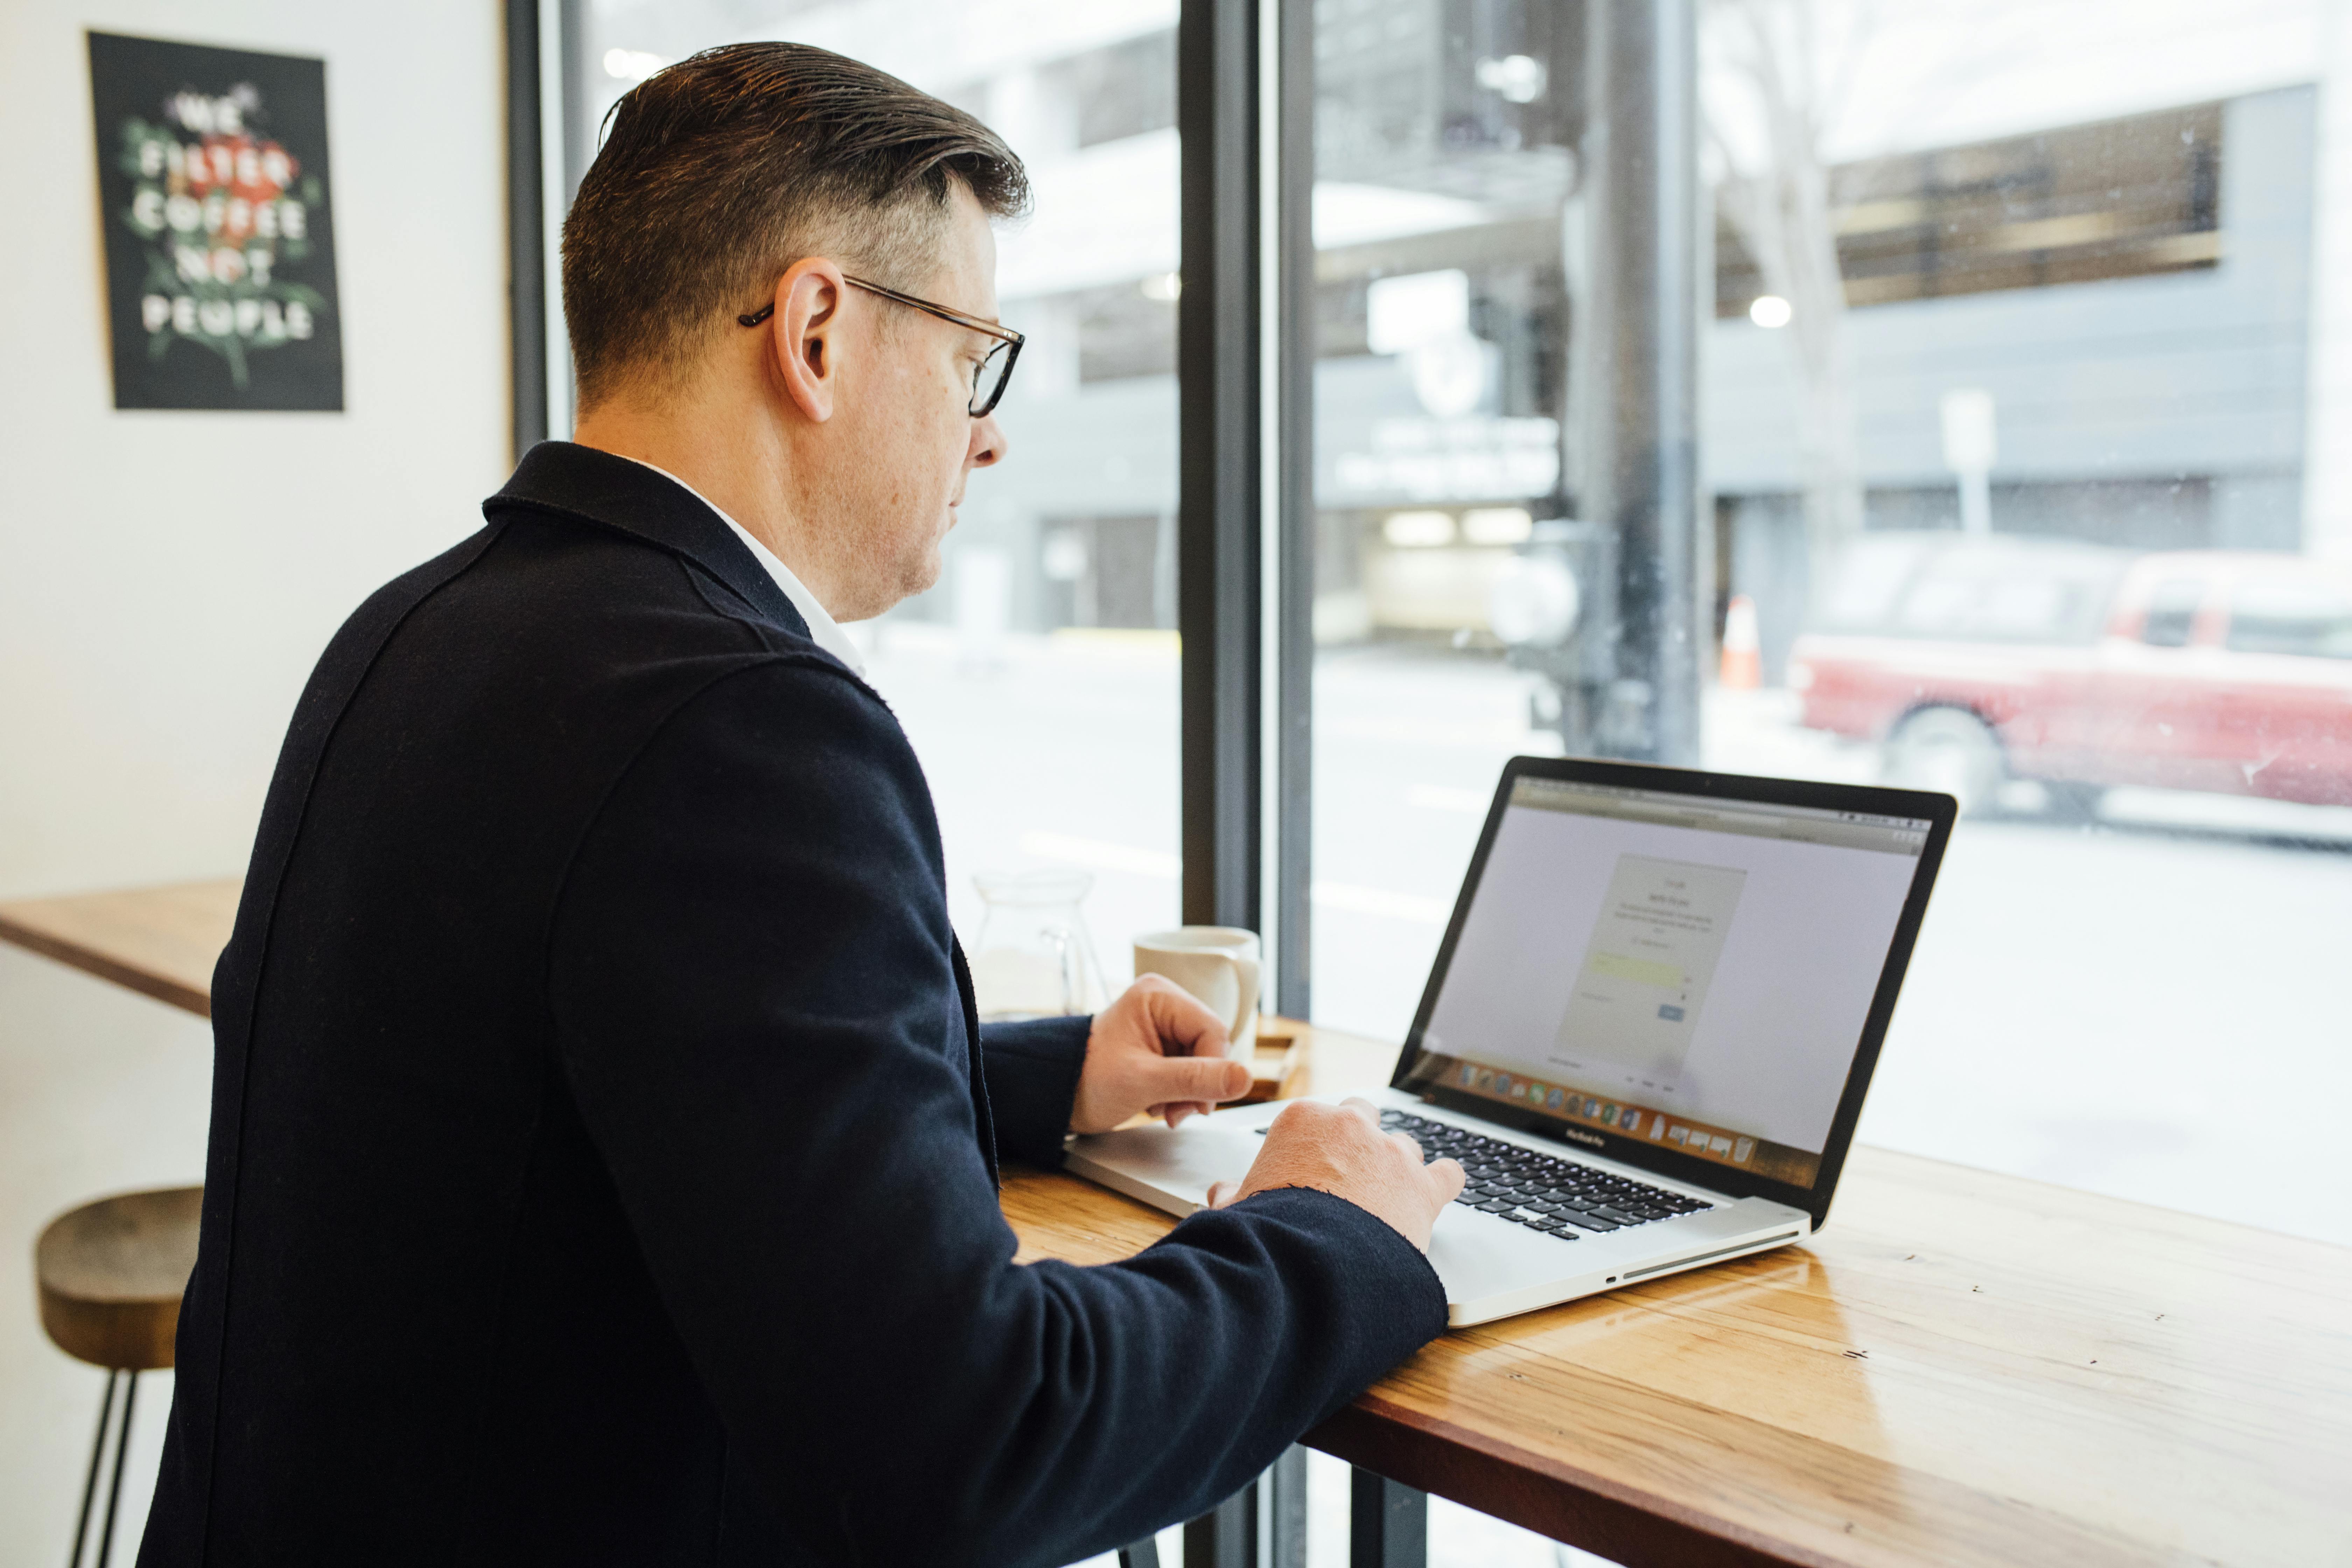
[
  {"left": 1008, "top": 1023, "right": 2352, "bottom": 1568},
  {"left": 12, "top": 885, "right": 2347, "bottom": 1562},
  {"left": 0, "top": 877, "right": 239, "bottom": 1017}
]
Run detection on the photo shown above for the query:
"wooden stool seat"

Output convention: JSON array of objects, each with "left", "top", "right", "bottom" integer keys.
[{"left": 37, "top": 1186, "right": 202, "bottom": 1372}]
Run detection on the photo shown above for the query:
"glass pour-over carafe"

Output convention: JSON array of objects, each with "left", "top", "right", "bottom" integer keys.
[{"left": 968, "top": 869, "right": 1107, "bottom": 1021}]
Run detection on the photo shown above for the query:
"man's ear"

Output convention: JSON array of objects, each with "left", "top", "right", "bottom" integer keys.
[{"left": 766, "top": 257, "right": 846, "bottom": 423}]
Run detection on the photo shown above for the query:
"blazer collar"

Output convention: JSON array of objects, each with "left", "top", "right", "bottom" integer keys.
[{"left": 484, "top": 441, "right": 812, "bottom": 641}]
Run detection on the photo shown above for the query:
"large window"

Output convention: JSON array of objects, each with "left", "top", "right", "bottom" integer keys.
[
  {"left": 1302, "top": 0, "right": 2352, "bottom": 1261},
  {"left": 568, "top": 1, "right": 1184, "bottom": 1009},
  {"left": 557, "top": 2, "right": 2352, "bottom": 1239}
]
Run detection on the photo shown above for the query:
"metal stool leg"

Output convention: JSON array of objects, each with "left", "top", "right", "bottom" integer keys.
[
  {"left": 94, "top": 1372, "right": 139, "bottom": 1568},
  {"left": 1116, "top": 1536, "right": 1162, "bottom": 1567},
  {"left": 68, "top": 1371, "right": 121, "bottom": 1568}
]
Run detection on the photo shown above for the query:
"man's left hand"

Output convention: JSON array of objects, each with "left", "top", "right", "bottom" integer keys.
[{"left": 1069, "top": 975, "right": 1253, "bottom": 1134}]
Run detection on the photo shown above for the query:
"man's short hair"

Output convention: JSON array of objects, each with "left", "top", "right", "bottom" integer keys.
[{"left": 562, "top": 42, "right": 1029, "bottom": 410}]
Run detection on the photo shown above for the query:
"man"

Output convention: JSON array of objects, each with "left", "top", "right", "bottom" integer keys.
[{"left": 141, "top": 41, "right": 1461, "bottom": 1567}]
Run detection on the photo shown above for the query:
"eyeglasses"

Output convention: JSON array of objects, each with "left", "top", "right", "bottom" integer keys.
[{"left": 738, "top": 276, "right": 1023, "bottom": 418}]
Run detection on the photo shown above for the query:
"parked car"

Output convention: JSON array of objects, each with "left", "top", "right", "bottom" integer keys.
[{"left": 1788, "top": 535, "right": 2352, "bottom": 814}]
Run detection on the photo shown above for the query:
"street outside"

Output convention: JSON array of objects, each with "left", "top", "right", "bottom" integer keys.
[{"left": 865, "top": 621, "right": 2352, "bottom": 1253}]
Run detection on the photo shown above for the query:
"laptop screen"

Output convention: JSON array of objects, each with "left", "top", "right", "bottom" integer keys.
[{"left": 1396, "top": 768, "right": 1943, "bottom": 1198}]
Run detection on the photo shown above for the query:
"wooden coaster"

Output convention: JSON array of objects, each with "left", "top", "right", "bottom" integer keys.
[{"left": 1237, "top": 1015, "right": 1309, "bottom": 1103}]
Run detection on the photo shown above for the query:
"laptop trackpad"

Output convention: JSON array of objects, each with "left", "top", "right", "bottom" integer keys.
[
  {"left": 1424, "top": 1202, "right": 1581, "bottom": 1297},
  {"left": 1064, "top": 1122, "right": 1266, "bottom": 1217}
]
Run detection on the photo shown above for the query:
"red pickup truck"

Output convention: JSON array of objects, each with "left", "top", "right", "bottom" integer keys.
[{"left": 1787, "top": 535, "right": 2352, "bottom": 815}]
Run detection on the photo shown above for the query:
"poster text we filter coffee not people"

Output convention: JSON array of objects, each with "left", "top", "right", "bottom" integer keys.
[{"left": 88, "top": 31, "right": 343, "bottom": 411}]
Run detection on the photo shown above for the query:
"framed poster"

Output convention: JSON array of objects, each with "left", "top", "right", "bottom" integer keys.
[{"left": 87, "top": 31, "right": 344, "bottom": 411}]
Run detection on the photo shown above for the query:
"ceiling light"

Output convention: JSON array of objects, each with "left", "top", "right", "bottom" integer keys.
[
  {"left": 1383, "top": 511, "right": 1456, "bottom": 548},
  {"left": 1749, "top": 294, "right": 1792, "bottom": 329},
  {"left": 1462, "top": 507, "right": 1533, "bottom": 546}
]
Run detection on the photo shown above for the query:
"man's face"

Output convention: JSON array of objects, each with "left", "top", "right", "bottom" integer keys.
[{"left": 818, "top": 184, "right": 1008, "bottom": 621}]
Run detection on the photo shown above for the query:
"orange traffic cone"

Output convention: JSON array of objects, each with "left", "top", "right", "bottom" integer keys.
[{"left": 1720, "top": 595, "right": 1761, "bottom": 690}]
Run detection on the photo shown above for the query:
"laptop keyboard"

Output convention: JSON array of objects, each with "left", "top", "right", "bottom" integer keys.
[{"left": 1381, "top": 1110, "right": 1712, "bottom": 1240}]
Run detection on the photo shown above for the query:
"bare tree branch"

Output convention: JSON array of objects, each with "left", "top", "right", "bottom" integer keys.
[{"left": 1703, "top": 0, "right": 1867, "bottom": 597}]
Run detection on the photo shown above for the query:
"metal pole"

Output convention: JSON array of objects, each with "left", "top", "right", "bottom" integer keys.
[
  {"left": 1580, "top": 0, "right": 1702, "bottom": 765},
  {"left": 1270, "top": 0, "right": 1314, "bottom": 1016},
  {"left": 1183, "top": 1484, "right": 1256, "bottom": 1568},
  {"left": 1266, "top": 1445, "right": 1308, "bottom": 1568},
  {"left": 1348, "top": 1466, "right": 1427, "bottom": 1568},
  {"left": 1180, "top": 1448, "right": 1305, "bottom": 1568},
  {"left": 1178, "top": 0, "right": 1264, "bottom": 932}
]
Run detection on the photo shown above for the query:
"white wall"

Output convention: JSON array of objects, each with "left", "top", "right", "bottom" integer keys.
[
  {"left": 0, "top": 0, "right": 510, "bottom": 1558},
  {"left": 0, "top": 0, "right": 513, "bottom": 897}
]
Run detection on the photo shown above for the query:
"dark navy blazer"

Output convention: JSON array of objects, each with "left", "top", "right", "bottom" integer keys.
[{"left": 138, "top": 443, "right": 1445, "bottom": 1567}]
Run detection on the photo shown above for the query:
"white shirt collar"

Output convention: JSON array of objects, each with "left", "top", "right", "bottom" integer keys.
[{"left": 612, "top": 454, "right": 866, "bottom": 676}]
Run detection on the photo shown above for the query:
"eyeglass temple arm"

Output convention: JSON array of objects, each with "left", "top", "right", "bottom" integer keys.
[{"left": 736, "top": 295, "right": 1015, "bottom": 414}]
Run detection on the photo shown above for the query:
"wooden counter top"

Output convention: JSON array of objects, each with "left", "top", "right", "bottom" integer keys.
[
  {"left": 1007, "top": 1134, "right": 2352, "bottom": 1566},
  {"left": 0, "top": 876, "right": 239, "bottom": 1017},
  {"left": 7, "top": 876, "right": 2346, "bottom": 1562}
]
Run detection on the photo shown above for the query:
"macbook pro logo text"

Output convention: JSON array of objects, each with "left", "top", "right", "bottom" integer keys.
[{"left": 1559, "top": 1127, "right": 1602, "bottom": 1149}]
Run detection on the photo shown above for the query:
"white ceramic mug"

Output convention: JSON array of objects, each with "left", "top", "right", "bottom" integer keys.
[{"left": 1133, "top": 927, "right": 1261, "bottom": 1059}]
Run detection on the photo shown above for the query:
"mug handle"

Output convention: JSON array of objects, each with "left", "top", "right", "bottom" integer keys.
[{"left": 1222, "top": 953, "right": 1261, "bottom": 1047}]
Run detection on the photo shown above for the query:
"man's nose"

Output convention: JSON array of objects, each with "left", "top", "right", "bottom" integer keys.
[{"left": 967, "top": 411, "right": 1008, "bottom": 469}]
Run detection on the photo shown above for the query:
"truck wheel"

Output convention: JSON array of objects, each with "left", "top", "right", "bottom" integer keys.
[{"left": 1884, "top": 707, "right": 2004, "bottom": 816}]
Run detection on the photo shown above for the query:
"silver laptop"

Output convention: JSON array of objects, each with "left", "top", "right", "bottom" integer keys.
[{"left": 1067, "top": 756, "right": 1955, "bottom": 1326}]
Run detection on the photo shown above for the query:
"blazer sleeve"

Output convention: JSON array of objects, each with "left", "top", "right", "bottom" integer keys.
[
  {"left": 545, "top": 659, "right": 1446, "bottom": 1567},
  {"left": 977, "top": 1016, "right": 1090, "bottom": 1168}
]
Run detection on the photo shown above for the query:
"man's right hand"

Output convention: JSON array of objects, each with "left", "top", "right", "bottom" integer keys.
[{"left": 1205, "top": 1098, "right": 1465, "bottom": 1252}]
